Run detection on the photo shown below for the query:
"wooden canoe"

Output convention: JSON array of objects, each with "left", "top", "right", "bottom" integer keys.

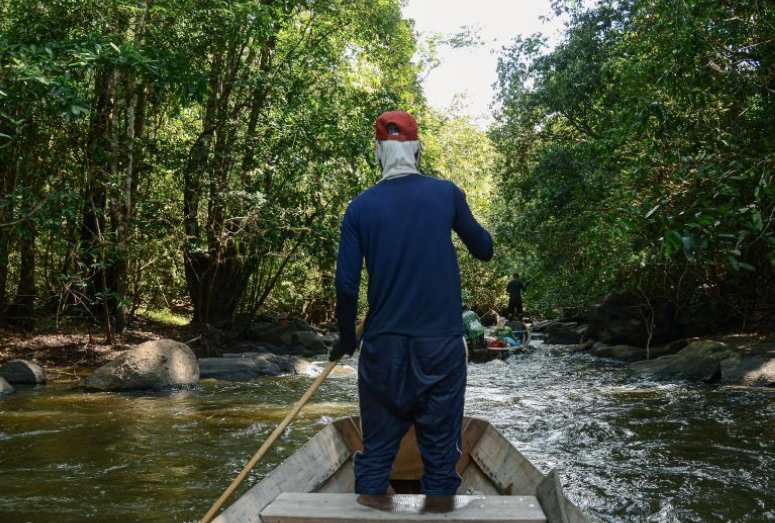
[
  {"left": 213, "top": 416, "right": 591, "bottom": 523},
  {"left": 468, "top": 327, "right": 532, "bottom": 363}
]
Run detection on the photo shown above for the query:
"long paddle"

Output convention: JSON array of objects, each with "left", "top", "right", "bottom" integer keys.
[{"left": 199, "top": 357, "right": 341, "bottom": 523}]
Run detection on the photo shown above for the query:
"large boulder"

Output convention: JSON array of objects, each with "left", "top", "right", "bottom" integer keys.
[
  {"left": 245, "top": 318, "right": 317, "bottom": 346},
  {"left": 587, "top": 292, "right": 682, "bottom": 347},
  {"left": 629, "top": 340, "right": 736, "bottom": 383},
  {"left": 719, "top": 342, "right": 775, "bottom": 387},
  {"left": 199, "top": 353, "right": 296, "bottom": 380},
  {"left": 0, "top": 359, "right": 47, "bottom": 384},
  {"left": 0, "top": 377, "right": 14, "bottom": 395},
  {"left": 544, "top": 322, "right": 587, "bottom": 345},
  {"left": 592, "top": 338, "right": 689, "bottom": 362},
  {"left": 81, "top": 339, "right": 199, "bottom": 392},
  {"left": 245, "top": 317, "right": 332, "bottom": 356},
  {"left": 530, "top": 320, "right": 555, "bottom": 333},
  {"left": 279, "top": 331, "right": 329, "bottom": 355}
]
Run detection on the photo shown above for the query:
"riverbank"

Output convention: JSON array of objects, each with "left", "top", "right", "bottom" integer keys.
[
  {"left": 0, "top": 316, "right": 203, "bottom": 373},
  {"left": 0, "top": 313, "right": 336, "bottom": 387}
]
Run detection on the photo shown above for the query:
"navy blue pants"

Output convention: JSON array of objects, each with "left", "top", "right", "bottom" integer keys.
[{"left": 354, "top": 335, "right": 467, "bottom": 495}]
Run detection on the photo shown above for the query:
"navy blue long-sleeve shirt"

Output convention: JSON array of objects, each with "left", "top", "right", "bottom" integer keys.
[{"left": 335, "top": 174, "right": 493, "bottom": 349}]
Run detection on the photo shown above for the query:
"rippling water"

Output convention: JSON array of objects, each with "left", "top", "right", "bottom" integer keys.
[{"left": 1, "top": 342, "right": 774, "bottom": 523}]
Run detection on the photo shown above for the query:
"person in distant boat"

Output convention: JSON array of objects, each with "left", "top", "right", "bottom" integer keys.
[
  {"left": 462, "top": 303, "right": 486, "bottom": 353},
  {"left": 330, "top": 110, "right": 493, "bottom": 496},
  {"left": 506, "top": 273, "right": 527, "bottom": 319}
]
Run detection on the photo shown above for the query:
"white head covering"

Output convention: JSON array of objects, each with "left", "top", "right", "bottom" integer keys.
[{"left": 375, "top": 140, "right": 420, "bottom": 181}]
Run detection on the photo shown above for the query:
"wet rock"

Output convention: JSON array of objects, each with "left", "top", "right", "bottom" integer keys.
[
  {"left": 587, "top": 292, "right": 683, "bottom": 347},
  {"left": 629, "top": 340, "right": 735, "bottom": 383},
  {"left": 593, "top": 344, "right": 650, "bottom": 361},
  {"left": 576, "top": 339, "right": 595, "bottom": 351},
  {"left": 0, "top": 359, "right": 47, "bottom": 384},
  {"left": 199, "top": 353, "right": 296, "bottom": 380},
  {"left": 544, "top": 322, "right": 587, "bottom": 345},
  {"left": 530, "top": 320, "right": 554, "bottom": 333},
  {"left": 246, "top": 318, "right": 317, "bottom": 346},
  {"left": 245, "top": 317, "right": 332, "bottom": 356},
  {"left": 0, "top": 377, "right": 14, "bottom": 395},
  {"left": 81, "top": 339, "right": 199, "bottom": 392},
  {"left": 279, "top": 331, "right": 329, "bottom": 355},
  {"left": 291, "top": 359, "right": 317, "bottom": 376},
  {"left": 719, "top": 342, "right": 775, "bottom": 387},
  {"left": 221, "top": 344, "right": 273, "bottom": 358},
  {"left": 592, "top": 338, "right": 688, "bottom": 361},
  {"left": 331, "top": 364, "right": 356, "bottom": 375}
]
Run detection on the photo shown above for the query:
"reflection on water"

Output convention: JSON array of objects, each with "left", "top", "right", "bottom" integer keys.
[{"left": 1, "top": 342, "right": 774, "bottom": 522}]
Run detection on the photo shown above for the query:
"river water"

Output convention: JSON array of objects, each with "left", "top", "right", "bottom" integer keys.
[{"left": 1, "top": 341, "right": 774, "bottom": 523}]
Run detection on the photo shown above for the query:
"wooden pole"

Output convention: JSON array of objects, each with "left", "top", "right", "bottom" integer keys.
[{"left": 199, "top": 358, "right": 341, "bottom": 523}]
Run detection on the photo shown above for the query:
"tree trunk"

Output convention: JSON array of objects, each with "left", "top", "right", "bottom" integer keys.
[
  {"left": 0, "top": 111, "right": 21, "bottom": 312},
  {"left": 0, "top": 168, "right": 16, "bottom": 313},
  {"left": 8, "top": 228, "right": 36, "bottom": 326},
  {"left": 185, "top": 248, "right": 251, "bottom": 324},
  {"left": 80, "top": 67, "right": 114, "bottom": 322},
  {"left": 106, "top": 5, "right": 148, "bottom": 333}
]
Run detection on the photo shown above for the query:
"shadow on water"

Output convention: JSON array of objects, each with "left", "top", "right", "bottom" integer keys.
[{"left": 1, "top": 344, "right": 774, "bottom": 522}]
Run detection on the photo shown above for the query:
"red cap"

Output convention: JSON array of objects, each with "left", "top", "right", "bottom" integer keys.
[{"left": 375, "top": 111, "right": 418, "bottom": 141}]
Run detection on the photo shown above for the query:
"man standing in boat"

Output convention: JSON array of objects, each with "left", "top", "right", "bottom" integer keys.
[
  {"left": 506, "top": 273, "right": 527, "bottom": 319},
  {"left": 330, "top": 111, "right": 493, "bottom": 496}
]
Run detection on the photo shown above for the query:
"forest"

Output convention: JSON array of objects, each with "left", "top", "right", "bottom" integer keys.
[{"left": 1, "top": 0, "right": 773, "bottom": 338}]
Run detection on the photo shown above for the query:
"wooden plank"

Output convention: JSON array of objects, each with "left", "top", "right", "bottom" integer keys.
[
  {"left": 391, "top": 425, "right": 423, "bottom": 480},
  {"left": 392, "top": 417, "right": 487, "bottom": 481},
  {"left": 456, "top": 418, "right": 488, "bottom": 475},
  {"left": 535, "top": 470, "right": 591, "bottom": 523},
  {"left": 260, "top": 493, "right": 547, "bottom": 522},
  {"left": 213, "top": 423, "right": 351, "bottom": 523},
  {"left": 318, "top": 459, "right": 356, "bottom": 494},
  {"left": 334, "top": 417, "right": 364, "bottom": 455},
  {"left": 536, "top": 470, "right": 569, "bottom": 523},
  {"left": 457, "top": 460, "right": 501, "bottom": 495},
  {"left": 469, "top": 425, "right": 545, "bottom": 496}
]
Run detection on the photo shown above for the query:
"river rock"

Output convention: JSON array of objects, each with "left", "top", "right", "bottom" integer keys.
[
  {"left": 544, "top": 322, "right": 587, "bottom": 345},
  {"left": 0, "top": 377, "right": 14, "bottom": 395},
  {"left": 719, "top": 342, "right": 775, "bottom": 387},
  {"left": 587, "top": 292, "right": 683, "bottom": 347},
  {"left": 629, "top": 340, "right": 735, "bottom": 382},
  {"left": 81, "top": 339, "right": 199, "bottom": 392},
  {"left": 246, "top": 317, "right": 317, "bottom": 346},
  {"left": 0, "top": 359, "right": 47, "bottom": 384},
  {"left": 199, "top": 353, "right": 296, "bottom": 380},
  {"left": 530, "top": 320, "right": 554, "bottom": 333},
  {"left": 279, "top": 330, "right": 329, "bottom": 355},
  {"left": 593, "top": 338, "right": 688, "bottom": 362},
  {"left": 575, "top": 339, "right": 595, "bottom": 351}
]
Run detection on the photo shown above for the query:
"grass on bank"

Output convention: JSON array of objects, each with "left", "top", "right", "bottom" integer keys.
[{"left": 137, "top": 308, "right": 191, "bottom": 326}]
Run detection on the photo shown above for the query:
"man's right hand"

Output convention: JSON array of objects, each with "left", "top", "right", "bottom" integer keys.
[{"left": 329, "top": 338, "right": 356, "bottom": 362}]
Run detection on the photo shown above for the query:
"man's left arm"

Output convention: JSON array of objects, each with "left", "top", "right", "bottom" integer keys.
[{"left": 452, "top": 185, "right": 493, "bottom": 261}]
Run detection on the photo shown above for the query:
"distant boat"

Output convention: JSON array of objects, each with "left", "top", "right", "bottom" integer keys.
[
  {"left": 213, "top": 416, "right": 591, "bottom": 523},
  {"left": 467, "top": 325, "right": 532, "bottom": 363}
]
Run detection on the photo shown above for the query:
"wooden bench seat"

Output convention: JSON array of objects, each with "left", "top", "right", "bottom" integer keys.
[{"left": 260, "top": 493, "right": 547, "bottom": 523}]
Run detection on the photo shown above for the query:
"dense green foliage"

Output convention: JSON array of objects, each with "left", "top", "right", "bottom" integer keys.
[
  {"left": 0, "top": 0, "right": 417, "bottom": 331},
  {"left": 491, "top": 0, "right": 775, "bottom": 325},
  {"left": 3, "top": 0, "right": 771, "bottom": 333},
  {"left": 0, "top": 0, "right": 501, "bottom": 331}
]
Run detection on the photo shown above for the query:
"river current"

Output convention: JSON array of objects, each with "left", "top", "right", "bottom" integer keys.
[{"left": 1, "top": 341, "right": 774, "bottom": 522}]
